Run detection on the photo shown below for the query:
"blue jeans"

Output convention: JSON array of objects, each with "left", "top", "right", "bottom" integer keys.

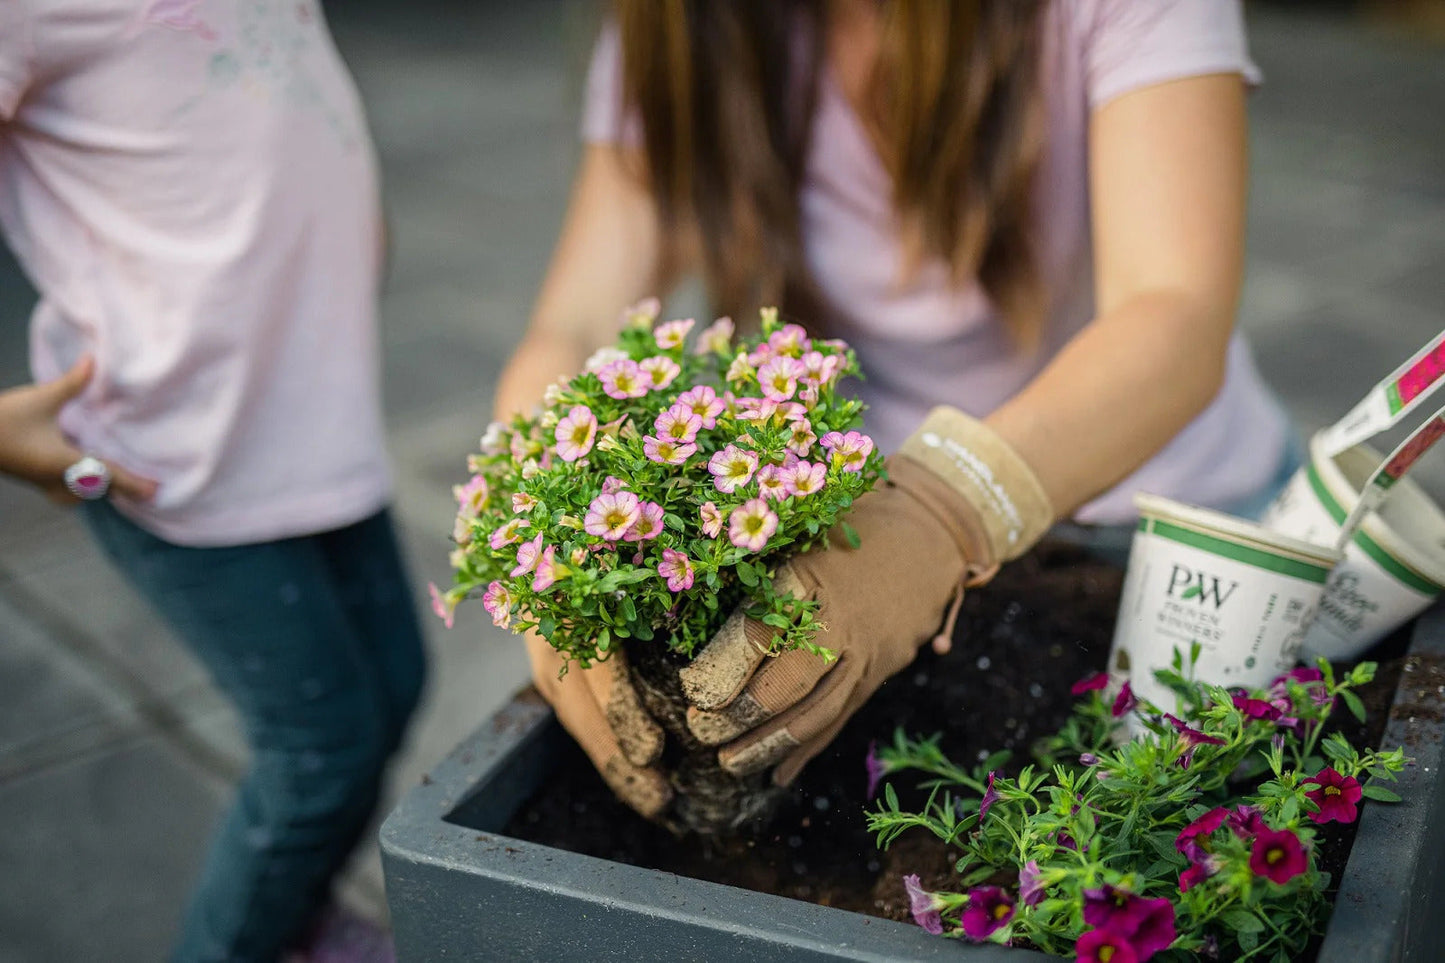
[{"left": 81, "top": 503, "right": 427, "bottom": 963}]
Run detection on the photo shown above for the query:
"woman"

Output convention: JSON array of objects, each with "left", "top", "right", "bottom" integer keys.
[{"left": 494, "top": 0, "right": 1296, "bottom": 817}]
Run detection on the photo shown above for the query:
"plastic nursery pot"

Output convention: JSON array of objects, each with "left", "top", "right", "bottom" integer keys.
[{"left": 380, "top": 605, "right": 1445, "bottom": 963}]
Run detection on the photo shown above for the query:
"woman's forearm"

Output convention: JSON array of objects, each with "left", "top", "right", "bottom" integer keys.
[{"left": 492, "top": 331, "right": 594, "bottom": 423}]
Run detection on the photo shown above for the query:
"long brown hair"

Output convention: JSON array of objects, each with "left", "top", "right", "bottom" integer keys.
[{"left": 613, "top": 0, "right": 1049, "bottom": 346}]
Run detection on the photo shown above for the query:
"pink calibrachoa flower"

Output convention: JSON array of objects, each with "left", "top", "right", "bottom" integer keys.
[
  {"left": 511, "top": 492, "right": 537, "bottom": 513},
  {"left": 479, "top": 420, "right": 507, "bottom": 455},
  {"left": 1075, "top": 929, "right": 1140, "bottom": 963},
  {"left": 597, "top": 359, "right": 648, "bottom": 399},
  {"left": 452, "top": 513, "right": 475, "bottom": 546},
  {"left": 785, "top": 419, "right": 817, "bottom": 456},
  {"left": 1304, "top": 767, "right": 1364, "bottom": 824},
  {"left": 735, "top": 396, "right": 780, "bottom": 423},
  {"left": 767, "top": 322, "right": 811, "bottom": 357},
  {"left": 643, "top": 435, "right": 697, "bottom": 465},
  {"left": 654, "top": 405, "right": 703, "bottom": 443},
  {"left": 785, "top": 459, "right": 827, "bottom": 497},
  {"left": 1082, "top": 886, "right": 1175, "bottom": 959},
  {"left": 489, "top": 517, "right": 527, "bottom": 549},
  {"left": 1018, "top": 861, "right": 1045, "bottom": 908},
  {"left": 658, "top": 548, "right": 695, "bottom": 592},
  {"left": 695, "top": 316, "right": 734, "bottom": 355},
  {"left": 511, "top": 534, "right": 544, "bottom": 577},
  {"left": 532, "top": 545, "right": 560, "bottom": 592},
  {"left": 428, "top": 583, "right": 456, "bottom": 629},
  {"left": 961, "top": 886, "right": 1014, "bottom": 941},
  {"left": 757, "top": 356, "right": 805, "bottom": 402},
  {"left": 820, "top": 429, "right": 874, "bottom": 472},
  {"left": 639, "top": 355, "right": 681, "bottom": 391},
  {"left": 453, "top": 474, "right": 489, "bottom": 514},
  {"left": 864, "top": 740, "right": 892, "bottom": 798},
  {"left": 653, "top": 317, "right": 694, "bottom": 350},
  {"left": 700, "top": 501, "right": 724, "bottom": 538},
  {"left": 902, "top": 875, "right": 945, "bottom": 936},
  {"left": 709, "top": 444, "right": 759, "bottom": 493},
  {"left": 1249, "top": 826, "right": 1308, "bottom": 884},
  {"left": 601, "top": 475, "right": 627, "bottom": 495},
  {"left": 1176, "top": 807, "right": 1229, "bottom": 859},
  {"left": 725, "top": 350, "right": 755, "bottom": 384},
  {"left": 729, "top": 498, "right": 778, "bottom": 552},
  {"left": 798, "top": 383, "right": 820, "bottom": 406},
  {"left": 584, "top": 491, "right": 642, "bottom": 541},
  {"left": 801, "top": 350, "right": 842, "bottom": 385},
  {"left": 1071, "top": 672, "right": 1110, "bottom": 695},
  {"left": 510, "top": 431, "right": 541, "bottom": 463},
  {"left": 622, "top": 296, "right": 661, "bottom": 328},
  {"left": 481, "top": 580, "right": 512, "bottom": 629},
  {"left": 583, "top": 345, "right": 629, "bottom": 374},
  {"left": 1112, "top": 681, "right": 1138, "bottom": 717},
  {"left": 625, "top": 501, "right": 665, "bottom": 542},
  {"left": 675, "top": 385, "right": 726, "bottom": 428},
  {"left": 755, "top": 464, "right": 791, "bottom": 502},
  {"left": 553, "top": 405, "right": 598, "bottom": 462},
  {"left": 979, "top": 771, "right": 1000, "bottom": 819}
]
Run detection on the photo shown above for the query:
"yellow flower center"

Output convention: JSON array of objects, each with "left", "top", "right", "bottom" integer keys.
[
  {"left": 1099, "top": 947, "right": 1115, "bottom": 963},
  {"left": 743, "top": 514, "right": 766, "bottom": 535},
  {"left": 570, "top": 424, "right": 591, "bottom": 445},
  {"left": 1267, "top": 847, "right": 1284, "bottom": 865},
  {"left": 1325, "top": 786, "right": 1341, "bottom": 796},
  {"left": 992, "top": 903, "right": 1010, "bottom": 920},
  {"left": 604, "top": 509, "right": 631, "bottom": 530}
]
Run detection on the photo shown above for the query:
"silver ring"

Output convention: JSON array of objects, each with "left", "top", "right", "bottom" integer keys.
[{"left": 63, "top": 455, "right": 112, "bottom": 500}]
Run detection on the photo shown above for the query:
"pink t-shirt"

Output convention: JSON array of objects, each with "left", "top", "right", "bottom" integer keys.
[
  {"left": 582, "top": 0, "right": 1289, "bottom": 524},
  {"left": 0, "top": 0, "right": 391, "bottom": 546}
]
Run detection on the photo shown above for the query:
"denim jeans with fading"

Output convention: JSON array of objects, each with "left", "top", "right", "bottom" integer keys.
[{"left": 80, "top": 503, "right": 427, "bottom": 963}]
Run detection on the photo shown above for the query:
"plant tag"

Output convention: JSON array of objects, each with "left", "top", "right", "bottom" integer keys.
[{"left": 1315, "top": 329, "right": 1445, "bottom": 458}]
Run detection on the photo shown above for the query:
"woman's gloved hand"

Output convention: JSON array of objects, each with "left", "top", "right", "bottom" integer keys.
[
  {"left": 524, "top": 632, "right": 672, "bottom": 818},
  {"left": 678, "top": 407, "right": 1055, "bottom": 786}
]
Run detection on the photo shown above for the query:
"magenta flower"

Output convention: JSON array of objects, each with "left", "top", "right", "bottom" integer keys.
[
  {"left": 902, "top": 875, "right": 944, "bottom": 935},
  {"left": 729, "top": 498, "right": 779, "bottom": 552},
  {"left": 1304, "top": 767, "right": 1363, "bottom": 824},
  {"left": 654, "top": 405, "right": 703, "bottom": 444},
  {"left": 511, "top": 534, "right": 544, "bottom": 577},
  {"left": 709, "top": 445, "right": 759, "bottom": 494},
  {"left": 785, "top": 417, "right": 818, "bottom": 457},
  {"left": 1269, "top": 666, "right": 1334, "bottom": 714},
  {"left": 1071, "top": 672, "right": 1109, "bottom": 695},
  {"left": 553, "top": 405, "right": 598, "bottom": 462},
  {"left": 755, "top": 464, "right": 791, "bottom": 502},
  {"left": 1175, "top": 807, "right": 1228, "bottom": 859},
  {"left": 653, "top": 317, "right": 694, "bottom": 350},
  {"left": 767, "top": 323, "right": 811, "bottom": 357},
  {"left": 784, "top": 459, "right": 826, "bottom": 497},
  {"left": 428, "top": 583, "right": 456, "bottom": 629},
  {"left": 624, "top": 500, "right": 665, "bottom": 542},
  {"left": 865, "top": 741, "right": 891, "bottom": 798},
  {"left": 489, "top": 517, "right": 526, "bottom": 549},
  {"left": 960, "top": 886, "right": 1014, "bottom": 941},
  {"left": 1018, "top": 861, "right": 1045, "bottom": 907},
  {"left": 511, "top": 492, "right": 537, "bottom": 513},
  {"left": 979, "top": 771, "right": 1000, "bottom": 820},
  {"left": 699, "top": 501, "right": 724, "bottom": 538},
  {"left": 584, "top": 490, "right": 641, "bottom": 541},
  {"left": 480, "top": 580, "right": 512, "bottom": 629},
  {"left": 1111, "top": 681, "right": 1137, "bottom": 717},
  {"left": 1076, "top": 928, "right": 1140, "bottom": 963},
  {"left": 820, "top": 429, "right": 874, "bottom": 472},
  {"left": 1232, "top": 691, "right": 1284, "bottom": 722},
  {"left": 453, "top": 474, "right": 489, "bottom": 514},
  {"left": 1249, "top": 826, "right": 1308, "bottom": 884},
  {"left": 531, "top": 545, "right": 560, "bottom": 592},
  {"left": 695, "top": 316, "right": 734, "bottom": 355},
  {"left": 1082, "top": 886, "right": 1175, "bottom": 959},
  {"left": 675, "top": 385, "right": 725, "bottom": 428},
  {"left": 1179, "top": 854, "right": 1222, "bottom": 893},
  {"left": 642, "top": 435, "right": 697, "bottom": 465},
  {"left": 657, "top": 549, "right": 695, "bottom": 592},
  {"left": 639, "top": 355, "right": 681, "bottom": 391},
  {"left": 757, "top": 356, "right": 805, "bottom": 402},
  {"left": 1228, "top": 804, "right": 1264, "bottom": 838},
  {"left": 1163, "top": 714, "right": 1226, "bottom": 768},
  {"left": 597, "top": 359, "right": 648, "bottom": 399}
]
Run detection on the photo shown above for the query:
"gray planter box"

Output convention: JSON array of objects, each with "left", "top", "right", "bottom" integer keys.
[{"left": 381, "top": 604, "right": 1445, "bottom": 962}]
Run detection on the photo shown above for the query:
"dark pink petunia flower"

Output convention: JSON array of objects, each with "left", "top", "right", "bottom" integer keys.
[
  {"left": 864, "top": 741, "right": 889, "bottom": 799},
  {"left": 1082, "top": 885, "right": 1177, "bottom": 958},
  {"left": 1179, "top": 855, "right": 1222, "bottom": 893},
  {"left": 1072, "top": 672, "right": 1109, "bottom": 695},
  {"left": 960, "top": 886, "right": 1015, "bottom": 940},
  {"left": 1249, "top": 826, "right": 1309, "bottom": 884},
  {"left": 1304, "top": 767, "right": 1364, "bottom": 824},
  {"left": 1232, "top": 691, "right": 1284, "bottom": 722},
  {"left": 1162, "top": 714, "right": 1226, "bottom": 768},
  {"left": 1111, "top": 681, "right": 1138, "bottom": 717},
  {"left": 979, "top": 771, "right": 1000, "bottom": 820},
  {"left": 1018, "top": 860, "right": 1046, "bottom": 907},
  {"left": 902, "top": 874, "right": 944, "bottom": 935},
  {"left": 1228, "top": 804, "right": 1264, "bottom": 838},
  {"left": 1175, "top": 807, "right": 1228, "bottom": 859},
  {"left": 1076, "top": 928, "right": 1140, "bottom": 963}
]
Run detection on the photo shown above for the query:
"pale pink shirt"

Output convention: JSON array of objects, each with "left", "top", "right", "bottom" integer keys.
[
  {"left": 0, "top": 0, "right": 391, "bottom": 546},
  {"left": 582, "top": 0, "right": 1290, "bottom": 524}
]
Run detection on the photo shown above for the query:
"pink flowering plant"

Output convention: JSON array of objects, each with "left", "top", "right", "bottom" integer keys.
[
  {"left": 434, "top": 301, "right": 884, "bottom": 667},
  {"left": 868, "top": 647, "right": 1406, "bottom": 962}
]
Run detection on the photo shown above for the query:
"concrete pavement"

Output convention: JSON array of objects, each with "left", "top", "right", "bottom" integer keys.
[{"left": 1, "top": 3, "right": 1442, "bottom": 961}]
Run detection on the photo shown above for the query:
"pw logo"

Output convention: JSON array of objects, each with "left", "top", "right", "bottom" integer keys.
[{"left": 1166, "top": 564, "right": 1238, "bottom": 608}]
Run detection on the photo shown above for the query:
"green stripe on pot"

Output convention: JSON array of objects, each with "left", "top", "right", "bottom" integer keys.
[
  {"left": 1386, "top": 381, "right": 1404, "bottom": 415},
  {"left": 1144, "top": 519, "right": 1331, "bottom": 583},
  {"left": 1305, "top": 462, "right": 1443, "bottom": 595}
]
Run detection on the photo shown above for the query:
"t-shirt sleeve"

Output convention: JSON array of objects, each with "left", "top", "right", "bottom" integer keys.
[
  {"left": 0, "top": 2, "right": 36, "bottom": 120},
  {"left": 1083, "top": 0, "right": 1262, "bottom": 110},
  {"left": 580, "top": 22, "right": 643, "bottom": 146}
]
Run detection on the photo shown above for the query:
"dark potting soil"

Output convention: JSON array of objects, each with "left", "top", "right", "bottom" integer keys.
[{"left": 502, "top": 539, "right": 1407, "bottom": 953}]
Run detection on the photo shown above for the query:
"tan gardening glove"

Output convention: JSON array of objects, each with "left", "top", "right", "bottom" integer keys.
[
  {"left": 678, "top": 407, "right": 1055, "bottom": 785},
  {"left": 525, "top": 632, "right": 672, "bottom": 819}
]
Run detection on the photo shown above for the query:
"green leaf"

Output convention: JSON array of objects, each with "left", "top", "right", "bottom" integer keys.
[
  {"left": 1341, "top": 689, "right": 1367, "bottom": 724},
  {"left": 597, "top": 625, "right": 611, "bottom": 652},
  {"left": 736, "top": 562, "right": 759, "bottom": 586},
  {"left": 1181, "top": 584, "right": 1202, "bottom": 600},
  {"left": 663, "top": 513, "right": 685, "bottom": 532},
  {"left": 1223, "top": 909, "right": 1265, "bottom": 934},
  {"left": 841, "top": 522, "right": 861, "bottom": 549},
  {"left": 1361, "top": 784, "right": 1402, "bottom": 803},
  {"left": 538, "top": 616, "right": 557, "bottom": 638}
]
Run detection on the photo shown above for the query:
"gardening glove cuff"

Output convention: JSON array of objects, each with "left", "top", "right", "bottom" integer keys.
[{"left": 896, "top": 405, "right": 1054, "bottom": 563}]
